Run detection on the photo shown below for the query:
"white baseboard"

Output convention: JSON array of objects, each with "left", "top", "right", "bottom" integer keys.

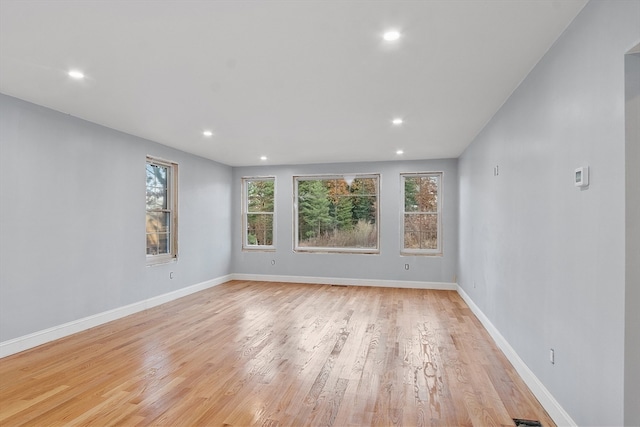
[
  {"left": 0, "top": 275, "right": 232, "bottom": 358},
  {"left": 230, "top": 273, "right": 457, "bottom": 290},
  {"left": 456, "top": 286, "right": 577, "bottom": 427}
]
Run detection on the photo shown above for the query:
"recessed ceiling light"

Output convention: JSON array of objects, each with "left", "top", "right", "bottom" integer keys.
[
  {"left": 68, "top": 70, "right": 85, "bottom": 79},
  {"left": 396, "top": 150, "right": 404, "bottom": 155},
  {"left": 260, "top": 156, "right": 267, "bottom": 161},
  {"left": 383, "top": 30, "right": 401, "bottom": 42},
  {"left": 203, "top": 130, "right": 213, "bottom": 137},
  {"left": 392, "top": 118, "right": 404, "bottom": 125}
]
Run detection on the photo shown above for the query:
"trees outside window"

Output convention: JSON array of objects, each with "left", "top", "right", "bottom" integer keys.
[
  {"left": 146, "top": 157, "right": 178, "bottom": 264},
  {"left": 243, "top": 177, "right": 275, "bottom": 250},
  {"left": 402, "top": 172, "right": 442, "bottom": 255},
  {"left": 295, "top": 175, "right": 379, "bottom": 253}
]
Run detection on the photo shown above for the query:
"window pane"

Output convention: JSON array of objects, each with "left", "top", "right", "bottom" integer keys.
[
  {"left": 297, "top": 221, "right": 378, "bottom": 248},
  {"left": 404, "top": 213, "right": 438, "bottom": 249},
  {"left": 146, "top": 233, "right": 158, "bottom": 255},
  {"left": 157, "top": 232, "right": 170, "bottom": 254},
  {"left": 146, "top": 163, "right": 169, "bottom": 211},
  {"left": 146, "top": 187, "right": 167, "bottom": 210},
  {"left": 404, "top": 177, "right": 420, "bottom": 212},
  {"left": 146, "top": 163, "right": 168, "bottom": 188},
  {"left": 296, "top": 176, "right": 378, "bottom": 250},
  {"left": 246, "top": 213, "right": 273, "bottom": 246},
  {"left": 417, "top": 176, "right": 438, "bottom": 212},
  {"left": 351, "top": 177, "right": 377, "bottom": 195},
  {"left": 405, "top": 176, "right": 438, "bottom": 212},
  {"left": 146, "top": 212, "right": 170, "bottom": 255},
  {"left": 146, "top": 212, "right": 170, "bottom": 233},
  {"left": 247, "top": 180, "right": 274, "bottom": 213},
  {"left": 146, "top": 232, "right": 171, "bottom": 255}
]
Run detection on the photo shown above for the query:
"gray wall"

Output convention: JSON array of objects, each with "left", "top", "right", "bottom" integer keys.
[
  {"left": 625, "top": 50, "right": 640, "bottom": 427},
  {"left": 457, "top": 1, "right": 639, "bottom": 426},
  {"left": 0, "top": 94, "right": 233, "bottom": 342},
  {"left": 232, "top": 159, "right": 458, "bottom": 284}
]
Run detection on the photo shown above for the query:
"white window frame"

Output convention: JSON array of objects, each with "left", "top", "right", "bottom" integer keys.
[
  {"left": 294, "top": 173, "right": 380, "bottom": 254},
  {"left": 242, "top": 176, "right": 276, "bottom": 251},
  {"left": 146, "top": 156, "right": 178, "bottom": 265},
  {"left": 401, "top": 172, "right": 443, "bottom": 256}
]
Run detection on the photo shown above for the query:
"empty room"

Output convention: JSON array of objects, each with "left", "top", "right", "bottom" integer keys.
[{"left": 0, "top": 1, "right": 638, "bottom": 426}]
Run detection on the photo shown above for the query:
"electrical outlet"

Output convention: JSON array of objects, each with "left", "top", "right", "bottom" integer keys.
[
  {"left": 271, "top": 259, "right": 276, "bottom": 265},
  {"left": 549, "top": 348, "right": 555, "bottom": 364},
  {"left": 404, "top": 264, "right": 409, "bottom": 270}
]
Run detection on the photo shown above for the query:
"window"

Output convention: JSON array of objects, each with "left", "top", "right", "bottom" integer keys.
[
  {"left": 294, "top": 174, "right": 379, "bottom": 253},
  {"left": 402, "top": 172, "right": 442, "bottom": 255},
  {"left": 242, "top": 177, "right": 275, "bottom": 250},
  {"left": 146, "top": 156, "right": 178, "bottom": 264}
]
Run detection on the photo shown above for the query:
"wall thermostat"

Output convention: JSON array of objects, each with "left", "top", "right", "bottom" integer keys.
[{"left": 575, "top": 166, "right": 589, "bottom": 187}]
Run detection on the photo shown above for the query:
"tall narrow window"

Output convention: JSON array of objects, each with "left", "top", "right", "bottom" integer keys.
[
  {"left": 146, "top": 156, "right": 178, "bottom": 264},
  {"left": 242, "top": 177, "right": 275, "bottom": 250},
  {"left": 294, "top": 174, "right": 379, "bottom": 253},
  {"left": 402, "top": 172, "right": 442, "bottom": 255}
]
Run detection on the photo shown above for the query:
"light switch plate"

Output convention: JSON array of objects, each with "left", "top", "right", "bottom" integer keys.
[{"left": 575, "top": 166, "right": 589, "bottom": 187}]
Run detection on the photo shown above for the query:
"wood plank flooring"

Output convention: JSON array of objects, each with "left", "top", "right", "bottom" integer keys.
[{"left": 0, "top": 281, "right": 555, "bottom": 426}]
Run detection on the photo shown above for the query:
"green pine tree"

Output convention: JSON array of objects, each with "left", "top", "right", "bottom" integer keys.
[
  {"left": 336, "top": 196, "right": 354, "bottom": 230},
  {"left": 404, "top": 177, "right": 418, "bottom": 211},
  {"left": 298, "top": 180, "right": 332, "bottom": 240}
]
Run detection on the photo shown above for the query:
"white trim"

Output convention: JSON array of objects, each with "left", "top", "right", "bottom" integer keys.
[
  {"left": 293, "top": 247, "right": 380, "bottom": 255},
  {"left": 456, "top": 286, "right": 577, "bottom": 427},
  {"left": 230, "top": 273, "right": 457, "bottom": 290},
  {"left": 0, "top": 275, "right": 232, "bottom": 358}
]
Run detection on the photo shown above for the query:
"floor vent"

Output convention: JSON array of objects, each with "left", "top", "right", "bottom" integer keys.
[{"left": 513, "top": 419, "right": 542, "bottom": 427}]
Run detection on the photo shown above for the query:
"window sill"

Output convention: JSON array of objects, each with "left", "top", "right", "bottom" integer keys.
[
  {"left": 242, "top": 246, "right": 276, "bottom": 252},
  {"left": 294, "top": 247, "right": 380, "bottom": 255},
  {"left": 146, "top": 255, "right": 177, "bottom": 267},
  {"left": 400, "top": 251, "right": 443, "bottom": 257}
]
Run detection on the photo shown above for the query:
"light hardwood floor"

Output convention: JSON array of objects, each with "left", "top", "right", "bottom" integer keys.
[{"left": 0, "top": 281, "right": 554, "bottom": 426}]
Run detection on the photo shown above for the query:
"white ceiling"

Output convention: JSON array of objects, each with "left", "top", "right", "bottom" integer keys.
[{"left": 0, "top": 0, "right": 587, "bottom": 167}]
